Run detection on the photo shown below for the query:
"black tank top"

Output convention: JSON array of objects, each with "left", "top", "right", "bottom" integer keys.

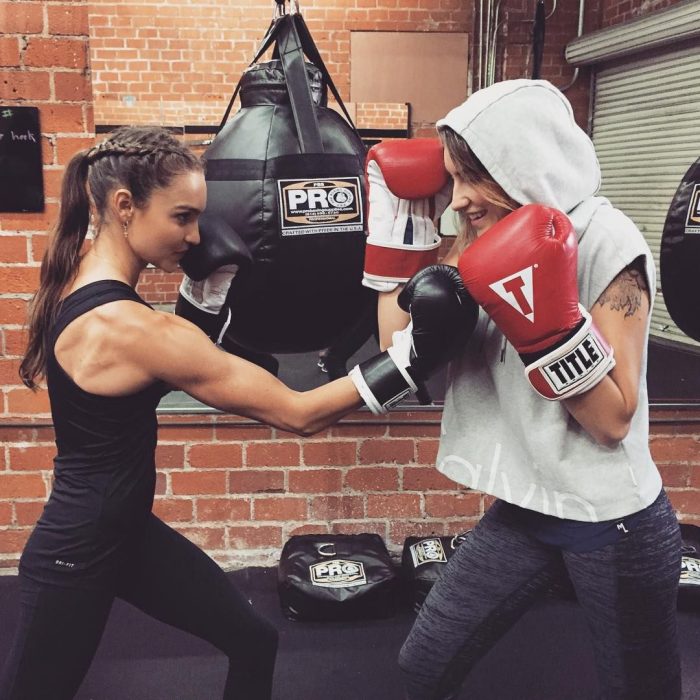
[{"left": 20, "top": 280, "right": 168, "bottom": 589}]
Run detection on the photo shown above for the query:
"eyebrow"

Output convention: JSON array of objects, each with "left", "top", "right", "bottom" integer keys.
[{"left": 172, "top": 205, "right": 202, "bottom": 214}]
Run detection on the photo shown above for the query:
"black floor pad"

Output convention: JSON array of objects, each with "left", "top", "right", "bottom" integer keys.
[{"left": 1, "top": 568, "right": 698, "bottom": 699}]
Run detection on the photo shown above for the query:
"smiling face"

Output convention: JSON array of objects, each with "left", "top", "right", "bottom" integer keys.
[
  {"left": 443, "top": 149, "right": 512, "bottom": 237},
  {"left": 127, "top": 169, "right": 207, "bottom": 272}
]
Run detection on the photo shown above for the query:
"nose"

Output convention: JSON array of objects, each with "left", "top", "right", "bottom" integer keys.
[
  {"left": 186, "top": 221, "right": 201, "bottom": 246},
  {"left": 185, "top": 222, "right": 201, "bottom": 246},
  {"left": 450, "top": 179, "right": 473, "bottom": 212}
]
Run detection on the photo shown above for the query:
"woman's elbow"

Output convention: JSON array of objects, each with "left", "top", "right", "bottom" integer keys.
[
  {"left": 591, "top": 410, "right": 635, "bottom": 448},
  {"left": 289, "top": 422, "right": 320, "bottom": 438},
  {"left": 278, "top": 414, "right": 320, "bottom": 438},
  {"left": 281, "top": 404, "right": 326, "bottom": 438},
  {"left": 594, "top": 426, "right": 628, "bottom": 449}
]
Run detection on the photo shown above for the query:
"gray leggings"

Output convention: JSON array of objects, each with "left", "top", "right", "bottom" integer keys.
[{"left": 399, "top": 490, "right": 682, "bottom": 700}]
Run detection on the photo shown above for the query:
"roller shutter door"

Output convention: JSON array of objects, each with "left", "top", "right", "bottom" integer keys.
[{"left": 590, "top": 44, "right": 700, "bottom": 348}]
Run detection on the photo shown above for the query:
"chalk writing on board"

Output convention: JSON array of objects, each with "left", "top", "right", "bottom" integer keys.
[{"left": 0, "top": 106, "right": 45, "bottom": 213}]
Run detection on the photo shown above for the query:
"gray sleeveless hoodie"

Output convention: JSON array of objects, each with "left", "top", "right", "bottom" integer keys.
[{"left": 435, "top": 80, "right": 661, "bottom": 522}]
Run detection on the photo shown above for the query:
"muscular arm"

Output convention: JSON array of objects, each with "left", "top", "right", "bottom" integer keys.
[
  {"left": 54, "top": 295, "right": 362, "bottom": 435},
  {"left": 564, "top": 257, "right": 650, "bottom": 447},
  {"left": 156, "top": 315, "right": 362, "bottom": 435}
]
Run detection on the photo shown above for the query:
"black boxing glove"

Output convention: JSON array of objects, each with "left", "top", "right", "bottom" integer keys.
[
  {"left": 349, "top": 265, "right": 478, "bottom": 414},
  {"left": 180, "top": 210, "right": 252, "bottom": 282},
  {"left": 176, "top": 211, "right": 252, "bottom": 345}
]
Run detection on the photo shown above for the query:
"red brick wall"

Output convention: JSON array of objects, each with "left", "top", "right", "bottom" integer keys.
[
  {"left": 2, "top": 409, "right": 699, "bottom": 570},
  {"left": 489, "top": 0, "right": 601, "bottom": 127},
  {"left": 0, "top": 0, "right": 697, "bottom": 573},
  {"left": 0, "top": 0, "right": 95, "bottom": 419},
  {"left": 601, "top": 0, "right": 682, "bottom": 27},
  {"left": 88, "top": 0, "right": 471, "bottom": 129}
]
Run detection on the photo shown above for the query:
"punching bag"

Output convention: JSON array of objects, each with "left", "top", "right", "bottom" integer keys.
[
  {"left": 202, "top": 11, "right": 373, "bottom": 354},
  {"left": 660, "top": 157, "right": 700, "bottom": 341}
]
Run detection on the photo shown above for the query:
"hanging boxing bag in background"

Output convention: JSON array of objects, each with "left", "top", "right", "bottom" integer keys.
[
  {"left": 189, "top": 9, "right": 373, "bottom": 355},
  {"left": 660, "top": 157, "right": 700, "bottom": 342}
]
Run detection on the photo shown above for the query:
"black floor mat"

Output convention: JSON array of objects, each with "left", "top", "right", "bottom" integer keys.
[{"left": 1, "top": 568, "right": 698, "bottom": 699}]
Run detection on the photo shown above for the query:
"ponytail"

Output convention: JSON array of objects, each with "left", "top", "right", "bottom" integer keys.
[
  {"left": 20, "top": 150, "right": 92, "bottom": 389},
  {"left": 20, "top": 126, "right": 203, "bottom": 389}
]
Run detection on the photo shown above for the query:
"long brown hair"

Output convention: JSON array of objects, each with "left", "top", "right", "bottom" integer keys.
[
  {"left": 437, "top": 125, "right": 520, "bottom": 252},
  {"left": 20, "top": 126, "right": 203, "bottom": 389}
]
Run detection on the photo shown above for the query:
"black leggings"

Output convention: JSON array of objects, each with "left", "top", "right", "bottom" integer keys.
[
  {"left": 0, "top": 515, "right": 278, "bottom": 700},
  {"left": 399, "top": 490, "right": 682, "bottom": 700}
]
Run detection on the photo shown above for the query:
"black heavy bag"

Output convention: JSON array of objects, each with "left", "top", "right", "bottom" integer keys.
[
  {"left": 203, "top": 12, "right": 373, "bottom": 353},
  {"left": 401, "top": 533, "right": 470, "bottom": 612},
  {"left": 660, "top": 157, "right": 700, "bottom": 341},
  {"left": 278, "top": 533, "right": 399, "bottom": 621},
  {"left": 678, "top": 523, "right": 700, "bottom": 613}
]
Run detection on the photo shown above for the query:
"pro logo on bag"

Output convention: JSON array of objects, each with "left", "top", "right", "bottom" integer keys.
[
  {"left": 279, "top": 533, "right": 397, "bottom": 620},
  {"left": 677, "top": 525, "right": 700, "bottom": 613},
  {"left": 278, "top": 177, "right": 364, "bottom": 236},
  {"left": 309, "top": 559, "right": 367, "bottom": 588},
  {"left": 684, "top": 184, "right": 700, "bottom": 232},
  {"left": 410, "top": 538, "right": 448, "bottom": 567},
  {"left": 401, "top": 533, "right": 469, "bottom": 612},
  {"left": 681, "top": 547, "right": 700, "bottom": 587}
]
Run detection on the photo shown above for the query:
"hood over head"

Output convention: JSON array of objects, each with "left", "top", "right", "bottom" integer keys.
[{"left": 436, "top": 79, "right": 605, "bottom": 236}]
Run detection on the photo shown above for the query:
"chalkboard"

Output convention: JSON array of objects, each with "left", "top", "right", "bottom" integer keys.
[{"left": 0, "top": 106, "right": 44, "bottom": 213}]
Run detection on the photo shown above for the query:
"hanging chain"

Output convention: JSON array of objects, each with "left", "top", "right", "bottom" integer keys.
[
  {"left": 273, "top": 0, "right": 286, "bottom": 19},
  {"left": 272, "top": 0, "right": 300, "bottom": 18}
]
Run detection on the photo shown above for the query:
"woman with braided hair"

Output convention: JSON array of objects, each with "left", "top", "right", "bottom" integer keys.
[{"left": 0, "top": 125, "right": 373, "bottom": 700}]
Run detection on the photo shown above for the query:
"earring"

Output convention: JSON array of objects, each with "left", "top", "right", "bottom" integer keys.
[
  {"left": 87, "top": 213, "right": 97, "bottom": 241},
  {"left": 122, "top": 219, "right": 130, "bottom": 239}
]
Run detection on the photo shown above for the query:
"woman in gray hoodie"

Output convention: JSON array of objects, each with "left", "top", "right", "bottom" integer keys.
[{"left": 378, "top": 80, "right": 681, "bottom": 699}]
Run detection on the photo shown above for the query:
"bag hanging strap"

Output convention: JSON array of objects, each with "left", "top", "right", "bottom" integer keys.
[
  {"left": 217, "top": 11, "right": 362, "bottom": 151},
  {"left": 276, "top": 14, "right": 324, "bottom": 153},
  {"left": 217, "top": 15, "right": 287, "bottom": 133},
  {"left": 292, "top": 14, "right": 363, "bottom": 145}
]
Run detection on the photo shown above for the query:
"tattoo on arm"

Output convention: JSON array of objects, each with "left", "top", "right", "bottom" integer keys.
[{"left": 595, "top": 258, "right": 649, "bottom": 318}]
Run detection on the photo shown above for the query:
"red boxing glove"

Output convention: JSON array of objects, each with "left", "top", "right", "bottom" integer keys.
[
  {"left": 363, "top": 139, "right": 452, "bottom": 291},
  {"left": 457, "top": 204, "right": 615, "bottom": 400}
]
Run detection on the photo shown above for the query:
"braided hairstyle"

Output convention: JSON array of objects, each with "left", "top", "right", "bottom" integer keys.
[{"left": 20, "top": 126, "right": 203, "bottom": 389}]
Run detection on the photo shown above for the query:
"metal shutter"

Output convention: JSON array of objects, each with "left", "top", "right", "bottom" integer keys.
[{"left": 591, "top": 44, "right": 700, "bottom": 348}]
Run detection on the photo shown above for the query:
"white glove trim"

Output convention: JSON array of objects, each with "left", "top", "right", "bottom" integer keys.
[
  {"left": 179, "top": 265, "right": 238, "bottom": 315},
  {"left": 362, "top": 277, "right": 400, "bottom": 293},
  {"left": 366, "top": 238, "right": 442, "bottom": 253},
  {"left": 215, "top": 306, "right": 232, "bottom": 346},
  {"left": 525, "top": 305, "right": 615, "bottom": 400},
  {"left": 387, "top": 345, "right": 419, "bottom": 394},
  {"left": 348, "top": 323, "right": 418, "bottom": 414},
  {"left": 348, "top": 365, "right": 386, "bottom": 415}
]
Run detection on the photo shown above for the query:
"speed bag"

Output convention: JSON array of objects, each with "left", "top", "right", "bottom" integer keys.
[
  {"left": 659, "top": 157, "right": 700, "bottom": 342},
  {"left": 278, "top": 533, "right": 399, "bottom": 621},
  {"left": 678, "top": 523, "right": 700, "bottom": 613},
  {"left": 401, "top": 533, "right": 470, "bottom": 612},
  {"left": 203, "top": 60, "right": 373, "bottom": 354}
]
